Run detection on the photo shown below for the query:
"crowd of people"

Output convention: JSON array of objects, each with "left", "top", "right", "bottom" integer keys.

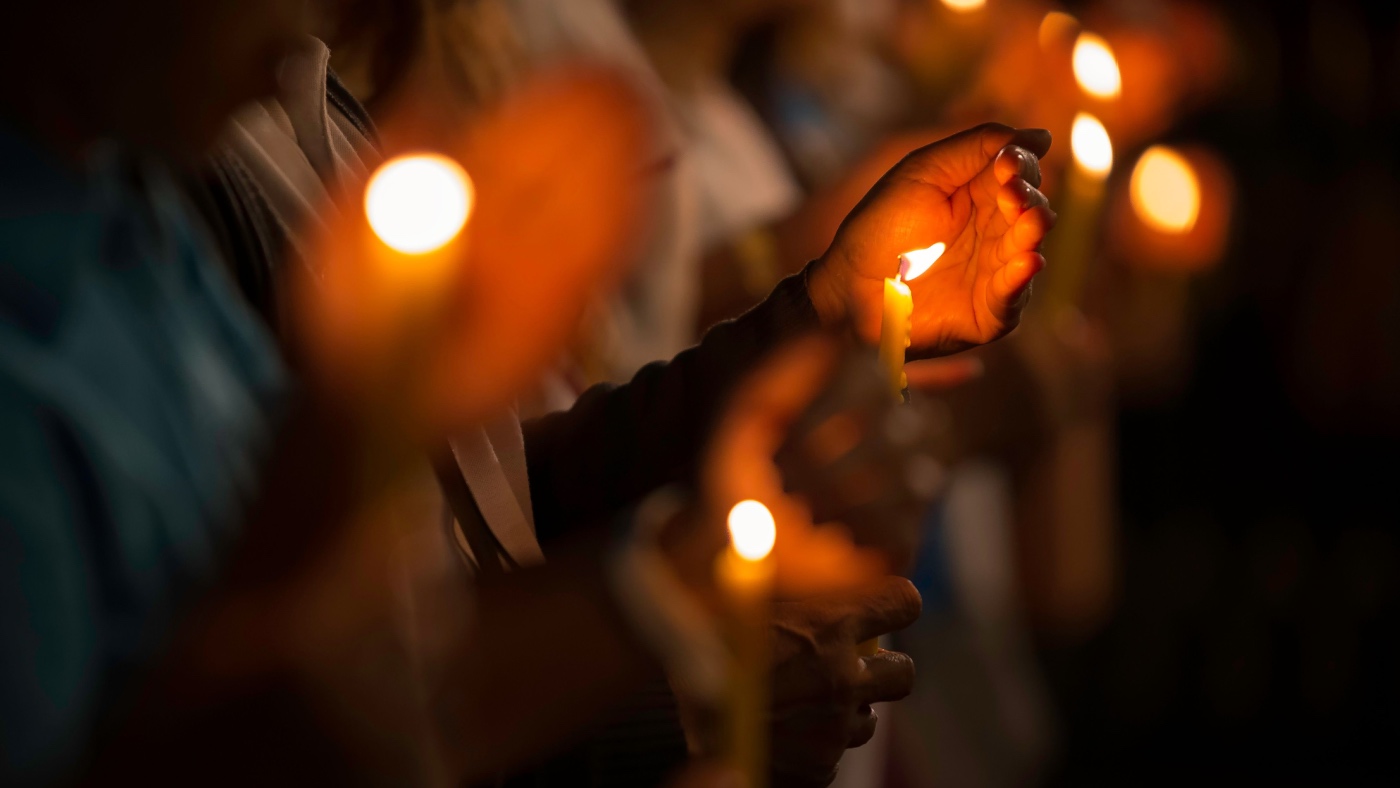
[{"left": 4, "top": 0, "right": 1393, "bottom": 785}]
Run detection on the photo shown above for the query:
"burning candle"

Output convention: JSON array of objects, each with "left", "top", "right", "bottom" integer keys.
[
  {"left": 1130, "top": 145, "right": 1200, "bottom": 234},
  {"left": 365, "top": 153, "right": 475, "bottom": 256},
  {"left": 878, "top": 242, "right": 946, "bottom": 402},
  {"left": 1072, "top": 32, "right": 1122, "bottom": 101},
  {"left": 719, "top": 500, "right": 778, "bottom": 788},
  {"left": 1044, "top": 113, "right": 1113, "bottom": 311}
]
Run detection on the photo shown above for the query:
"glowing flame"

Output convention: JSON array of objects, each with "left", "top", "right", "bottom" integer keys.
[
  {"left": 1072, "top": 32, "right": 1121, "bottom": 100},
  {"left": 727, "top": 500, "right": 776, "bottom": 562},
  {"left": 898, "top": 242, "right": 946, "bottom": 282},
  {"left": 1131, "top": 146, "right": 1201, "bottom": 234},
  {"left": 1070, "top": 113, "right": 1113, "bottom": 178},
  {"left": 365, "top": 153, "right": 474, "bottom": 255},
  {"left": 941, "top": 0, "right": 986, "bottom": 12}
]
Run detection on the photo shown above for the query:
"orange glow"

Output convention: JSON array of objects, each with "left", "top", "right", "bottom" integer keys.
[
  {"left": 1072, "top": 32, "right": 1122, "bottom": 100},
  {"left": 1070, "top": 113, "right": 1113, "bottom": 178},
  {"left": 899, "top": 242, "right": 946, "bottom": 281},
  {"left": 1039, "top": 11, "right": 1079, "bottom": 52},
  {"left": 942, "top": 0, "right": 986, "bottom": 12},
  {"left": 728, "top": 500, "right": 777, "bottom": 562},
  {"left": 365, "top": 154, "right": 474, "bottom": 255},
  {"left": 1130, "top": 146, "right": 1201, "bottom": 234}
]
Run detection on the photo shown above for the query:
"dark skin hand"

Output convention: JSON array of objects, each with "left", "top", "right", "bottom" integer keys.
[
  {"left": 768, "top": 577, "right": 922, "bottom": 787},
  {"left": 807, "top": 123, "right": 1056, "bottom": 358}
]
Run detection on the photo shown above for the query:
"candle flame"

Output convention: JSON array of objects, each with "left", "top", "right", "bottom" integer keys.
[
  {"left": 899, "top": 242, "right": 946, "bottom": 282},
  {"left": 941, "top": 0, "right": 986, "bottom": 12},
  {"left": 727, "top": 500, "right": 776, "bottom": 562},
  {"left": 1072, "top": 32, "right": 1121, "bottom": 100},
  {"left": 1070, "top": 113, "right": 1113, "bottom": 178},
  {"left": 365, "top": 153, "right": 474, "bottom": 255},
  {"left": 1130, "top": 146, "right": 1201, "bottom": 234}
]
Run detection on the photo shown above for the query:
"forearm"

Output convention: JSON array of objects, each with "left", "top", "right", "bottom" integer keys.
[{"left": 525, "top": 270, "right": 823, "bottom": 541}]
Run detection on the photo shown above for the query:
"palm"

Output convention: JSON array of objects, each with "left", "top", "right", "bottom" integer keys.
[{"left": 812, "top": 124, "right": 1054, "bottom": 358}]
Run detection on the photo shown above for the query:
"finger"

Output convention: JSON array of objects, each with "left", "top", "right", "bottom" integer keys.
[
  {"left": 849, "top": 706, "right": 879, "bottom": 748},
  {"left": 904, "top": 356, "right": 984, "bottom": 391},
  {"left": 997, "top": 178, "right": 1051, "bottom": 227},
  {"left": 848, "top": 576, "right": 923, "bottom": 643},
  {"left": 987, "top": 251, "right": 1045, "bottom": 324},
  {"left": 1000, "top": 202, "right": 1056, "bottom": 258},
  {"left": 994, "top": 145, "right": 1043, "bottom": 188},
  {"left": 901, "top": 124, "right": 1051, "bottom": 190},
  {"left": 856, "top": 650, "right": 917, "bottom": 705}
]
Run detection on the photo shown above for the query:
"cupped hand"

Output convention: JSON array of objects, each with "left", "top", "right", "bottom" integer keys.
[{"left": 807, "top": 123, "right": 1056, "bottom": 358}]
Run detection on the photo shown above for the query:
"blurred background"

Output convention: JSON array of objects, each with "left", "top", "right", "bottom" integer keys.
[{"left": 502, "top": 0, "right": 1400, "bottom": 783}]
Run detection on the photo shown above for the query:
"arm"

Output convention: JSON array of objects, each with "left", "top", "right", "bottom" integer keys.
[
  {"left": 527, "top": 123, "right": 1058, "bottom": 543},
  {"left": 524, "top": 270, "right": 821, "bottom": 542}
]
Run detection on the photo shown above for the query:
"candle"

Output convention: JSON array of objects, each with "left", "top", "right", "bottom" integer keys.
[
  {"left": 365, "top": 153, "right": 474, "bottom": 256},
  {"left": 718, "top": 500, "right": 777, "bottom": 788},
  {"left": 878, "top": 242, "right": 946, "bottom": 402},
  {"left": 1071, "top": 32, "right": 1122, "bottom": 101},
  {"left": 1043, "top": 112, "right": 1113, "bottom": 311},
  {"left": 1130, "top": 145, "right": 1201, "bottom": 234}
]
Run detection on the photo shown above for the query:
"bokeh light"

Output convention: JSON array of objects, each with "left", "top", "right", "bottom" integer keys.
[
  {"left": 1071, "top": 112, "right": 1114, "bottom": 178},
  {"left": 727, "top": 500, "right": 777, "bottom": 562},
  {"left": 1073, "top": 32, "right": 1122, "bottom": 99},
  {"left": 900, "top": 241, "right": 947, "bottom": 281},
  {"left": 365, "top": 153, "right": 474, "bottom": 255},
  {"left": 942, "top": 0, "right": 987, "bottom": 12},
  {"left": 1130, "top": 146, "right": 1201, "bottom": 234}
]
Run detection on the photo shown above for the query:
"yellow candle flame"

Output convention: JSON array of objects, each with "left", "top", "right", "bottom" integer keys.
[
  {"left": 365, "top": 153, "right": 474, "bottom": 255},
  {"left": 1070, "top": 113, "right": 1113, "bottom": 178},
  {"left": 1130, "top": 146, "right": 1201, "bottom": 234},
  {"left": 898, "top": 242, "right": 946, "bottom": 282},
  {"left": 727, "top": 500, "right": 776, "bottom": 562},
  {"left": 1072, "top": 32, "right": 1122, "bottom": 100},
  {"left": 941, "top": 0, "right": 986, "bottom": 12}
]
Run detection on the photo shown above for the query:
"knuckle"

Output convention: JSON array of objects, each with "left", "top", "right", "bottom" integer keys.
[{"left": 888, "top": 577, "right": 924, "bottom": 621}]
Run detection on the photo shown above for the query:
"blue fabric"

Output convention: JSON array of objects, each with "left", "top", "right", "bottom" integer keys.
[{"left": 0, "top": 127, "right": 283, "bottom": 783}]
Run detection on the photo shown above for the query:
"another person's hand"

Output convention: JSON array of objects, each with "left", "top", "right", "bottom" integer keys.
[
  {"left": 294, "top": 67, "right": 656, "bottom": 438},
  {"left": 806, "top": 123, "right": 1055, "bottom": 358},
  {"left": 767, "top": 577, "right": 921, "bottom": 787}
]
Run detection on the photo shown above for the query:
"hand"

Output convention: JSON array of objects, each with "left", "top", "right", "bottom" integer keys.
[
  {"left": 775, "top": 350, "right": 947, "bottom": 572},
  {"left": 768, "top": 577, "right": 922, "bottom": 787},
  {"left": 806, "top": 123, "right": 1056, "bottom": 358},
  {"left": 294, "top": 67, "right": 656, "bottom": 437}
]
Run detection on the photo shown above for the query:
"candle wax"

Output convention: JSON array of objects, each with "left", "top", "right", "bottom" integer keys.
[
  {"left": 717, "top": 546, "right": 774, "bottom": 788},
  {"left": 878, "top": 276, "right": 912, "bottom": 402}
]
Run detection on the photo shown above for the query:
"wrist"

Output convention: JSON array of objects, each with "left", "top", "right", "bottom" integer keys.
[{"left": 804, "top": 257, "right": 850, "bottom": 328}]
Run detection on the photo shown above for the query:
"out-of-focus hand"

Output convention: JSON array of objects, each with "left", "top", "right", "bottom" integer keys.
[
  {"left": 767, "top": 577, "right": 921, "bottom": 787},
  {"left": 294, "top": 67, "right": 656, "bottom": 438},
  {"left": 674, "top": 577, "right": 922, "bottom": 788},
  {"left": 696, "top": 336, "right": 887, "bottom": 595},
  {"left": 774, "top": 351, "right": 946, "bottom": 572},
  {"left": 806, "top": 123, "right": 1056, "bottom": 358}
]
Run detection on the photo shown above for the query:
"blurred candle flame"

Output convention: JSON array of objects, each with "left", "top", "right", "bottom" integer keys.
[
  {"left": 898, "top": 241, "right": 946, "bottom": 281},
  {"left": 365, "top": 153, "right": 474, "bottom": 255},
  {"left": 1071, "top": 113, "right": 1114, "bottom": 178},
  {"left": 1130, "top": 146, "right": 1201, "bottom": 234},
  {"left": 941, "top": 0, "right": 987, "bottom": 12},
  {"left": 728, "top": 500, "right": 777, "bottom": 562},
  {"left": 1072, "top": 32, "right": 1122, "bottom": 100}
]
